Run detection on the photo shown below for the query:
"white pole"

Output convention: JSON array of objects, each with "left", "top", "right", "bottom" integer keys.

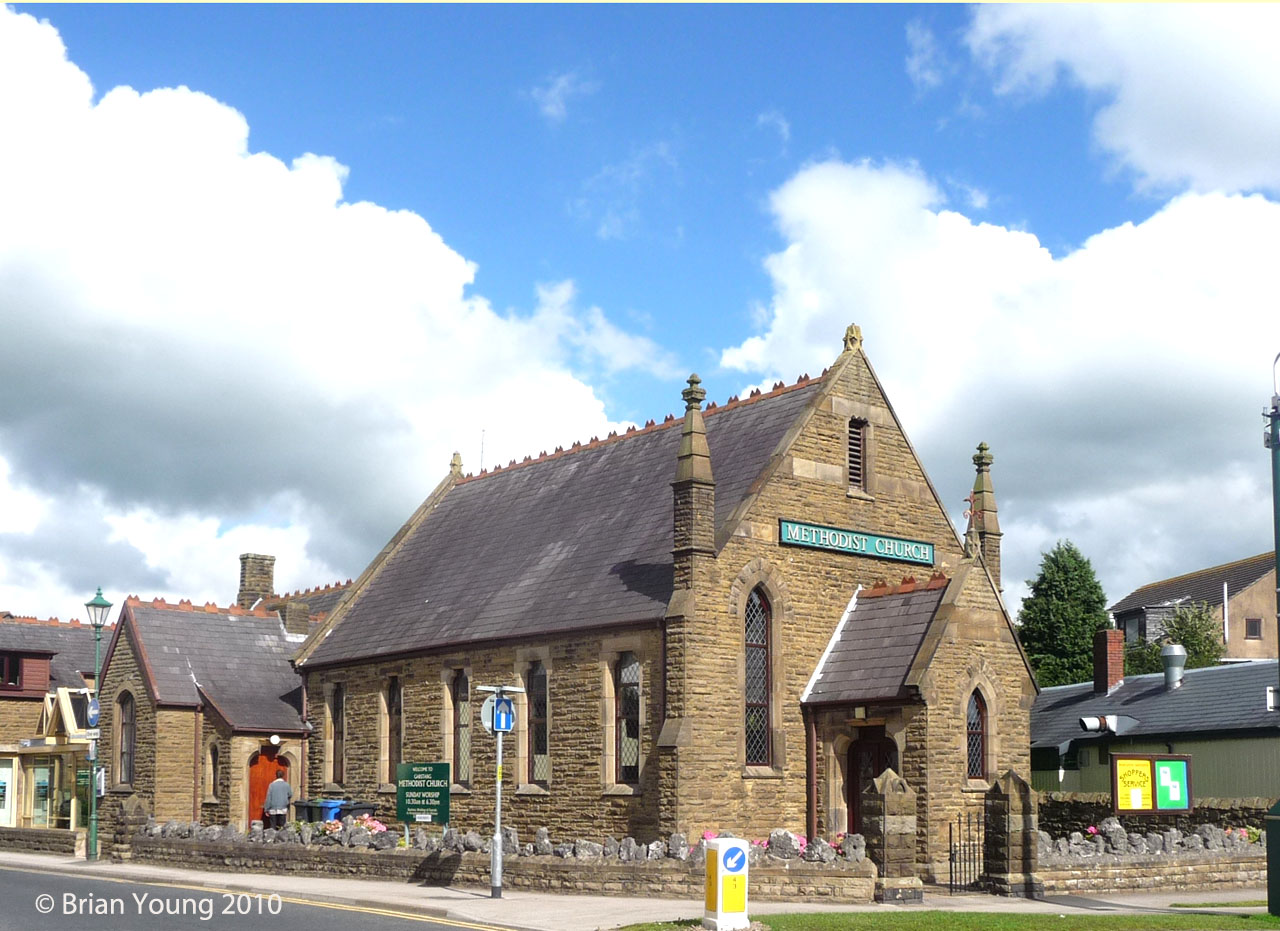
[{"left": 492, "top": 724, "right": 503, "bottom": 898}]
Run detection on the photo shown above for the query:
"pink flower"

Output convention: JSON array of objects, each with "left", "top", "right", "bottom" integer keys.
[
  {"left": 703, "top": 830, "right": 717, "bottom": 841},
  {"left": 1086, "top": 825, "right": 1098, "bottom": 835}
]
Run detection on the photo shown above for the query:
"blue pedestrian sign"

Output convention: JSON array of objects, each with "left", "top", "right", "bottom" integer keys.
[
  {"left": 86, "top": 698, "right": 100, "bottom": 728},
  {"left": 722, "top": 846, "right": 747, "bottom": 873},
  {"left": 494, "top": 697, "right": 514, "bottom": 733}
]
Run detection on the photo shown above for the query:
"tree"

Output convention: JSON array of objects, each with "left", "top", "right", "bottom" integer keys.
[
  {"left": 1124, "top": 602, "right": 1225, "bottom": 675},
  {"left": 1016, "top": 540, "right": 1110, "bottom": 688}
]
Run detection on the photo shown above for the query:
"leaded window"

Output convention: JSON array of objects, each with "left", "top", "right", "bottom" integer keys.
[
  {"left": 848, "top": 419, "right": 867, "bottom": 488},
  {"left": 745, "top": 587, "right": 771, "bottom": 766},
  {"left": 966, "top": 690, "right": 986, "bottom": 780},
  {"left": 453, "top": 671, "right": 471, "bottom": 787},
  {"left": 387, "top": 677, "right": 403, "bottom": 781},
  {"left": 615, "top": 652, "right": 640, "bottom": 785},
  {"left": 118, "top": 691, "right": 135, "bottom": 785},
  {"left": 331, "top": 683, "right": 345, "bottom": 784},
  {"left": 527, "top": 662, "right": 549, "bottom": 785}
]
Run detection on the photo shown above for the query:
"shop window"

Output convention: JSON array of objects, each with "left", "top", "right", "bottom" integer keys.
[
  {"left": 527, "top": 662, "right": 549, "bottom": 786},
  {"left": 452, "top": 671, "right": 471, "bottom": 787},
  {"left": 745, "top": 587, "right": 772, "bottom": 767},
  {"left": 117, "top": 691, "right": 135, "bottom": 785},
  {"left": 329, "top": 683, "right": 346, "bottom": 785},
  {"left": 614, "top": 652, "right": 641, "bottom": 785},
  {"left": 1246, "top": 617, "right": 1263, "bottom": 640},
  {"left": 966, "top": 690, "right": 987, "bottom": 780},
  {"left": 848, "top": 419, "right": 867, "bottom": 488},
  {"left": 385, "top": 677, "right": 403, "bottom": 783},
  {"left": 0, "top": 652, "right": 20, "bottom": 688}
]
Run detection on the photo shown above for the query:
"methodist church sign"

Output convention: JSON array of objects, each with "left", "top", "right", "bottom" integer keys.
[{"left": 779, "top": 519, "right": 934, "bottom": 566}]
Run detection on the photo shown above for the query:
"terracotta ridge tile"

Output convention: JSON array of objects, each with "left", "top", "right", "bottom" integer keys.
[{"left": 454, "top": 373, "right": 824, "bottom": 486}]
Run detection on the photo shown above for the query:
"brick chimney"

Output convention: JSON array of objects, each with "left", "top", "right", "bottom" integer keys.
[
  {"left": 965, "top": 442, "right": 1002, "bottom": 591},
  {"left": 237, "top": 553, "right": 276, "bottom": 608},
  {"left": 1093, "top": 628, "right": 1124, "bottom": 695}
]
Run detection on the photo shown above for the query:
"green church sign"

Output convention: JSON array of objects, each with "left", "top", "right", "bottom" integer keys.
[
  {"left": 779, "top": 519, "right": 934, "bottom": 566},
  {"left": 396, "top": 762, "right": 451, "bottom": 825}
]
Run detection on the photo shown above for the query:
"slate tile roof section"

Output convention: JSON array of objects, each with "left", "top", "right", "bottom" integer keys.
[
  {"left": 1031, "top": 659, "right": 1280, "bottom": 751},
  {"left": 304, "top": 380, "right": 822, "bottom": 667},
  {"left": 1110, "top": 552, "right": 1275, "bottom": 615},
  {"left": 123, "top": 598, "right": 304, "bottom": 734},
  {"left": 0, "top": 616, "right": 101, "bottom": 689},
  {"left": 802, "top": 576, "right": 948, "bottom": 706},
  {"left": 265, "top": 581, "right": 352, "bottom": 620}
]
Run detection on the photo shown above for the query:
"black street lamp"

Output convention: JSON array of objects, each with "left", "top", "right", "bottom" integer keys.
[{"left": 84, "top": 588, "right": 111, "bottom": 861}]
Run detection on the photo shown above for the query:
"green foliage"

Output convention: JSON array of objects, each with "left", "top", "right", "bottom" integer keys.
[
  {"left": 1125, "top": 602, "right": 1225, "bottom": 676},
  {"left": 1016, "top": 540, "right": 1110, "bottom": 688}
]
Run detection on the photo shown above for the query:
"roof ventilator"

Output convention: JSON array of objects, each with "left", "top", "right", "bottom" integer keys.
[{"left": 1161, "top": 643, "right": 1187, "bottom": 691}]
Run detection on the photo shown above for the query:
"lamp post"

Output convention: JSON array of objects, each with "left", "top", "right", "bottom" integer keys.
[
  {"left": 1264, "top": 357, "right": 1280, "bottom": 917},
  {"left": 84, "top": 588, "right": 112, "bottom": 861}
]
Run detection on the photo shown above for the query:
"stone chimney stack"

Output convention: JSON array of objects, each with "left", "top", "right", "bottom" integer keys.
[
  {"left": 965, "top": 443, "right": 1003, "bottom": 591},
  {"left": 671, "top": 374, "right": 715, "bottom": 589},
  {"left": 237, "top": 553, "right": 276, "bottom": 608},
  {"left": 1093, "top": 628, "right": 1125, "bottom": 695}
]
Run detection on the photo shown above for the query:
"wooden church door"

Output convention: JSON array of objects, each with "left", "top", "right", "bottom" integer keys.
[
  {"left": 247, "top": 747, "right": 286, "bottom": 824},
  {"left": 847, "top": 728, "right": 898, "bottom": 835}
]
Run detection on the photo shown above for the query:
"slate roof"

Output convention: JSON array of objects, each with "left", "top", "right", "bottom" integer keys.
[
  {"left": 1031, "top": 660, "right": 1280, "bottom": 752},
  {"left": 265, "top": 581, "right": 351, "bottom": 620},
  {"left": 1110, "top": 552, "right": 1275, "bottom": 615},
  {"left": 0, "top": 617, "right": 101, "bottom": 689},
  {"left": 115, "top": 599, "right": 304, "bottom": 733},
  {"left": 304, "top": 379, "right": 822, "bottom": 667},
  {"left": 802, "top": 579, "right": 948, "bottom": 705}
]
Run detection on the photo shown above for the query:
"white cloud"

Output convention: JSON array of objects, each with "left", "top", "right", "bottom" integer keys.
[
  {"left": 905, "top": 20, "right": 944, "bottom": 90},
  {"left": 529, "top": 71, "right": 598, "bottom": 124},
  {"left": 722, "top": 158, "right": 1280, "bottom": 613},
  {"left": 966, "top": 5, "right": 1280, "bottom": 194},
  {"left": 756, "top": 109, "right": 791, "bottom": 147},
  {"left": 573, "top": 141, "right": 678, "bottom": 240},
  {"left": 0, "top": 7, "right": 668, "bottom": 620}
]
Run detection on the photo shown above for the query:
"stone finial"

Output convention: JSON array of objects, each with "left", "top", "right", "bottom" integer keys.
[
  {"left": 973, "top": 441, "right": 993, "bottom": 470},
  {"left": 682, "top": 374, "right": 706, "bottom": 412},
  {"left": 966, "top": 442, "right": 1002, "bottom": 591},
  {"left": 842, "top": 323, "right": 863, "bottom": 352},
  {"left": 449, "top": 451, "right": 463, "bottom": 476}
]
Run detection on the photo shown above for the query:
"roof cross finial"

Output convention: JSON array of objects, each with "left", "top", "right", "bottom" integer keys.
[
  {"left": 843, "top": 323, "right": 863, "bottom": 352},
  {"left": 449, "top": 451, "right": 463, "bottom": 476},
  {"left": 682, "top": 373, "right": 706, "bottom": 412}
]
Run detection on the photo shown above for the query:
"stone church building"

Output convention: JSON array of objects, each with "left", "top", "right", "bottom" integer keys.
[{"left": 295, "top": 326, "right": 1036, "bottom": 878}]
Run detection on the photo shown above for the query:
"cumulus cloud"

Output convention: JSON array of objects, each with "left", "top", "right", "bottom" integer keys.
[
  {"left": 966, "top": 5, "right": 1280, "bottom": 194},
  {"left": 722, "top": 158, "right": 1280, "bottom": 612},
  {"left": 529, "top": 70, "right": 598, "bottom": 124},
  {"left": 0, "top": 8, "right": 666, "bottom": 620}
]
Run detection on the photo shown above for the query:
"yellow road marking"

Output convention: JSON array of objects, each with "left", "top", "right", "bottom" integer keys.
[{"left": 0, "top": 864, "right": 512, "bottom": 930}]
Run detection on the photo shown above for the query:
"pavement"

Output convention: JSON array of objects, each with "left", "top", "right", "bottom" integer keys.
[{"left": 0, "top": 849, "right": 1270, "bottom": 930}]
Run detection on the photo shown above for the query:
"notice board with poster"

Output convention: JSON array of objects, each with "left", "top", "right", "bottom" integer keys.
[{"left": 1111, "top": 754, "right": 1192, "bottom": 815}]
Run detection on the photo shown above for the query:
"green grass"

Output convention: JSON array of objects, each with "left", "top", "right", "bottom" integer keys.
[
  {"left": 620, "top": 913, "right": 1280, "bottom": 931},
  {"left": 1172, "top": 902, "right": 1268, "bottom": 909}
]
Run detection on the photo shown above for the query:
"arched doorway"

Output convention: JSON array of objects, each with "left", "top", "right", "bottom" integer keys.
[
  {"left": 247, "top": 747, "right": 288, "bottom": 825},
  {"left": 847, "top": 727, "right": 897, "bottom": 835}
]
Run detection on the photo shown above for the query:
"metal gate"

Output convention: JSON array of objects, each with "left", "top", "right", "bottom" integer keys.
[{"left": 947, "top": 812, "right": 984, "bottom": 893}]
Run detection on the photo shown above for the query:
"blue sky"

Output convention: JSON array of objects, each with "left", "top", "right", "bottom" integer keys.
[{"left": 2, "top": 4, "right": 1279, "bottom": 627}]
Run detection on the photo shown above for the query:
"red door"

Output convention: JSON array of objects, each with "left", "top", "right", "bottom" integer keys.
[{"left": 247, "top": 748, "right": 287, "bottom": 824}]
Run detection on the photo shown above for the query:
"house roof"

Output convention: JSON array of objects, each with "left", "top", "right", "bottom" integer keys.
[
  {"left": 303, "top": 377, "right": 824, "bottom": 668},
  {"left": 1031, "top": 660, "right": 1280, "bottom": 751},
  {"left": 802, "top": 574, "right": 950, "bottom": 706},
  {"left": 264, "top": 581, "right": 352, "bottom": 621},
  {"left": 108, "top": 598, "right": 304, "bottom": 733},
  {"left": 0, "top": 616, "right": 102, "bottom": 689},
  {"left": 1110, "top": 552, "right": 1275, "bottom": 615}
]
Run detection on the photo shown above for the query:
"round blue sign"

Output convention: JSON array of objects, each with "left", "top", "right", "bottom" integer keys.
[
  {"left": 722, "top": 846, "right": 746, "bottom": 873},
  {"left": 86, "top": 698, "right": 100, "bottom": 728}
]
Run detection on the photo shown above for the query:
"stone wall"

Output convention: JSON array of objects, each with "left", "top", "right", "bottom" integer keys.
[
  {"left": 98, "top": 623, "right": 157, "bottom": 844},
  {"left": 0, "top": 826, "right": 81, "bottom": 855},
  {"left": 1038, "top": 793, "right": 1274, "bottom": 838},
  {"left": 0, "top": 696, "right": 44, "bottom": 745},
  {"left": 128, "top": 835, "right": 876, "bottom": 903},
  {"left": 1040, "top": 855, "right": 1265, "bottom": 894}
]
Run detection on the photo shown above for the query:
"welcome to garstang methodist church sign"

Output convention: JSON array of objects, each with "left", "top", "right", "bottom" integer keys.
[{"left": 778, "top": 519, "right": 935, "bottom": 566}]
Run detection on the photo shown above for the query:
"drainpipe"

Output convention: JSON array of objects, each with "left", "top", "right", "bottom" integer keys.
[
  {"left": 804, "top": 706, "right": 817, "bottom": 842},
  {"left": 1267, "top": 353, "right": 1280, "bottom": 699}
]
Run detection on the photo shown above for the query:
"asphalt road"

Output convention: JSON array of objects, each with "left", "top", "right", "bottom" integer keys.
[{"left": 0, "top": 865, "right": 515, "bottom": 931}]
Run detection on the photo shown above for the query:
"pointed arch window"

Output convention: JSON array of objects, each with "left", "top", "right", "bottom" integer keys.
[
  {"left": 614, "top": 652, "right": 641, "bottom": 785},
  {"left": 745, "top": 587, "right": 772, "bottom": 766},
  {"left": 527, "top": 661, "right": 549, "bottom": 785},
  {"left": 966, "top": 690, "right": 987, "bottom": 780},
  {"left": 452, "top": 670, "right": 471, "bottom": 787},
  {"left": 117, "top": 691, "right": 135, "bottom": 785}
]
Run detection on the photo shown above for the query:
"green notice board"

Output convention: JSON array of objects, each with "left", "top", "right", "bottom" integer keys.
[
  {"left": 396, "top": 762, "right": 450, "bottom": 825},
  {"left": 1110, "top": 753, "right": 1192, "bottom": 814},
  {"left": 1155, "top": 759, "right": 1190, "bottom": 810}
]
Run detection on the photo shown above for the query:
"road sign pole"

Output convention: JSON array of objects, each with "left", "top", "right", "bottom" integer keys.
[
  {"left": 478, "top": 683, "right": 521, "bottom": 900},
  {"left": 492, "top": 714, "right": 503, "bottom": 898}
]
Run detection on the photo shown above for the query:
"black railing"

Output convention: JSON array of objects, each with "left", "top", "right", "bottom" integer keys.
[{"left": 948, "top": 812, "right": 984, "bottom": 894}]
